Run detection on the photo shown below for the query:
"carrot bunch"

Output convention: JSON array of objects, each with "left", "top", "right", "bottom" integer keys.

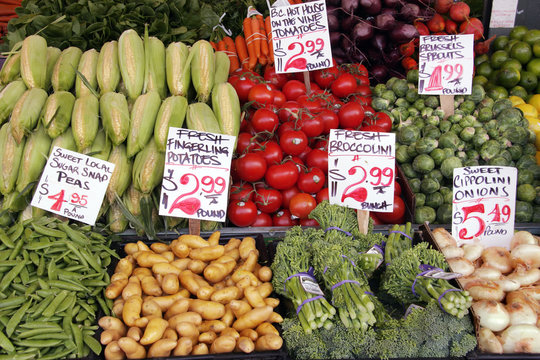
[
  {"left": 0, "top": 0, "right": 21, "bottom": 39},
  {"left": 233, "top": 14, "right": 276, "bottom": 71}
]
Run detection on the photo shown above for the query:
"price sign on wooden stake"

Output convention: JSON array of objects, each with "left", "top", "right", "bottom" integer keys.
[{"left": 452, "top": 166, "right": 517, "bottom": 248}]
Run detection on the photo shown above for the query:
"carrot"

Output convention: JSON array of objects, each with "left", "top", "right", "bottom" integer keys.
[
  {"left": 235, "top": 35, "right": 249, "bottom": 70},
  {"left": 209, "top": 41, "right": 218, "bottom": 51},
  {"left": 243, "top": 17, "right": 257, "bottom": 70},
  {"left": 223, "top": 36, "right": 240, "bottom": 73},
  {"left": 256, "top": 15, "right": 268, "bottom": 57},
  {"left": 250, "top": 16, "right": 261, "bottom": 60},
  {"left": 0, "top": 0, "right": 21, "bottom": 6},
  {"left": 264, "top": 16, "right": 274, "bottom": 65},
  {"left": 217, "top": 39, "right": 226, "bottom": 52}
]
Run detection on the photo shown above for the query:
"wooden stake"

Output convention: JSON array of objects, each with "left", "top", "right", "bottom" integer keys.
[
  {"left": 440, "top": 95, "right": 454, "bottom": 119},
  {"left": 303, "top": 71, "right": 311, "bottom": 95},
  {"left": 189, "top": 219, "right": 200, "bottom": 236},
  {"left": 357, "top": 210, "right": 370, "bottom": 235}
]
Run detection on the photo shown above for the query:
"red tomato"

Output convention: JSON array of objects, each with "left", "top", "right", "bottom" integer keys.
[
  {"left": 290, "top": 157, "right": 304, "bottom": 173},
  {"left": 256, "top": 140, "right": 283, "bottom": 166},
  {"left": 229, "top": 70, "right": 263, "bottom": 103},
  {"left": 280, "top": 130, "right": 308, "bottom": 156},
  {"left": 360, "top": 124, "right": 386, "bottom": 132},
  {"left": 338, "top": 102, "right": 365, "bottom": 128},
  {"left": 254, "top": 188, "right": 283, "bottom": 213},
  {"left": 394, "top": 181, "right": 402, "bottom": 196},
  {"left": 251, "top": 108, "right": 279, "bottom": 133},
  {"left": 313, "top": 138, "right": 328, "bottom": 150},
  {"left": 272, "top": 209, "right": 298, "bottom": 226},
  {"left": 298, "top": 112, "right": 324, "bottom": 138},
  {"left": 248, "top": 83, "right": 275, "bottom": 108},
  {"left": 289, "top": 193, "right": 317, "bottom": 219},
  {"left": 229, "top": 182, "right": 254, "bottom": 202},
  {"left": 376, "top": 195, "right": 406, "bottom": 224},
  {"left": 281, "top": 185, "right": 301, "bottom": 208},
  {"left": 300, "top": 218, "right": 319, "bottom": 226},
  {"left": 272, "top": 90, "right": 286, "bottom": 108},
  {"left": 236, "top": 132, "right": 255, "bottom": 154},
  {"left": 355, "top": 85, "right": 371, "bottom": 96},
  {"left": 277, "top": 101, "right": 300, "bottom": 123},
  {"left": 228, "top": 200, "right": 257, "bottom": 227},
  {"left": 264, "top": 65, "right": 289, "bottom": 89},
  {"left": 345, "top": 63, "right": 369, "bottom": 77},
  {"left": 282, "top": 80, "right": 307, "bottom": 101},
  {"left": 277, "top": 121, "right": 297, "bottom": 138},
  {"left": 316, "top": 187, "right": 329, "bottom": 203},
  {"left": 372, "top": 112, "right": 392, "bottom": 132},
  {"left": 297, "top": 167, "right": 325, "bottom": 194},
  {"left": 297, "top": 145, "right": 312, "bottom": 163},
  {"left": 331, "top": 73, "right": 357, "bottom": 98},
  {"left": 251, "top": 212, "right": 273, "bottom": 227},
  {"left": 315, "top": 109, "right": 339, "bottom": 134},
  {"left": 235, "top": 153, "right": 267, "bottom": 182},
  {"left": 306, "top": 148, "right": 328, "bottom": 173},
  {"left": 313, "top": 66, "right": 339, "bottom": 89},
  {"left": 350, "top": 95, "right": 372, "bottom": 107},
  {"left": 355, "top": 75, "right": 370, "bottom": 87},
  {"left": 265, "top": 161, "right": 299, "bottom": 190},
  {"left": 370, "top": 212, "right": 384, "bottom": 225},
  {"left": 297, "top": 94, "right": 326, "bottom": 112}
]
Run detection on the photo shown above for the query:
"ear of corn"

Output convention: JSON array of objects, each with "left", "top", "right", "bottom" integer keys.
[
  {"left": 118, "top": 29, "right": 145, "bottom": 101},
  {"left": 16, "top": 124, "right": 52, "bottom": 193},
  {"left": 100, "top": 92, "right": 130, "bottom": 146},
  {"left": 153, "top": 95, "right": 187, "bottom": 152},
  {"left": 165, "top": 42, "right": 190, "bottom": 96},
  {"left": 44, "top": 47, "right": 61, "bottom": 91},
  {"left": 126, "top": 90, "right": 161, "bottom": 158},
  {"left": 106, "top": 144, "right": 132, "bottom": 203},
  {"left": 123, "top": 184, "right": 144, "bottom": 217},
  {"left": 51, "top": 47, "right": 83, "bottom": 92},
  {"left": 211, "top": 82, "right": 241, "bottom": 138},
  {"left": 2, "top": 191, "right": 30, "bottom": 213},
  {"left": 214, "top": 51, "right": 230, "bottom": 85},
  {"left": 71, "top": 94, "right": 99, "bottom": 152},
  {"left": 190, "top": 40, "right": 215, "bottom": 103},
  {"left": 0, "top": 123, "right": 26, "bottom": 195},
  {"left": 186, "top": 102, "right": 222, "bottom": 134},
  {"left": 144, "top": 35, "right": 167, "bottom": 99},
  {"left": 0, "top": 52, "right": 21, "bottom": 85},
  {"left": 41, "top": 91, "right": 76, "bottom": 139},
  {"left": 10, "top": 87, "right": 48, "bottom": 144},
  {"left": 75, "top": 49, "right": 99, "bottom": 98},
  {"left": 132, "top": 139, "right": 164, "bottom": 194},
  {"left": 84, "top": 128, "right": 111, "bottom": 160},
  {"left": 108, "top": 201, "right": 128, "bottom": 233},
  {"left": 0, "top": 80, "right": 27, "bottom": 124},
  {"left": 20, "top": 35, "right": 48, "bottom": 89},
  {"left": 49, "top": 127, "right": 77, "bottom": 156},
  {"left": 31, "top": 204, "right": 46, "bottom": 220},
  {"left": 97, "top": 41, "right": 120, "bottom": 94}
]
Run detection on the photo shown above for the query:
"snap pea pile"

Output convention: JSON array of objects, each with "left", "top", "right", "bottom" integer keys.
[{"left": 0, "top": 217, "right": 118, "bottom": 359}]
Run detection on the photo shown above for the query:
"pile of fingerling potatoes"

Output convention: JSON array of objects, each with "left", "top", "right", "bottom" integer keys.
[{"left": 100, "top": 232, "right": 284, "bottom": 359}]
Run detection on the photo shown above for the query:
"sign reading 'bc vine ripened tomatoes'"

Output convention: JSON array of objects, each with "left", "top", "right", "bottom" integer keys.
[
  {"left": 31, "top": 147, "right": 114, "bottom": 225},
  {"left": 452, "top": 166, "right": 517, "bottom": 248},
  {"left": 270, "top": 0, "right": 332, "bottom": 74},
  {"left": 328, "top": 129, "right": 395, "bottom": 212},
  {"left": 418, "top": 34, "right": 474, "bottom": 95},
  {"left": 159, "top": 128, "right": 235, "bottom": 222}
]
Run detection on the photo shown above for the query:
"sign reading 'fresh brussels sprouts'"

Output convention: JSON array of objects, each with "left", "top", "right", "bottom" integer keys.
[{"left": 452, "top": 166, "right": 517, "bottom": 248}]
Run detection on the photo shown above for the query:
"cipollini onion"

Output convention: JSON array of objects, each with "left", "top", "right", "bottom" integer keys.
[
  {"left": 441, "top": 245, "right": 464, "bottom": 259},
  {"left": 447, "top": 257, "right": 475, "bottom": 276},
  {"left": 473, "top": 267, "right": 502, "bottom": 281},
  {"left": 510, "top": 244, "right": 540, "bottom": 268},
  {"left": 462, "top": 243, "right": 483, "bottom": 262},
  {"left": 481, "top": 247, "right": 513, "bottom": 274},
  {"left": 506, "top": 266, "right": 540, "bottom": 287},
  {"left": 510, "top": 231, "right": 537, "bottom": 250},
  {"left": 500, "top": 324, "right": 540, "bottom": 353},
  {"left": 506, "top": 301, "right": 537, "bottom": 326},
  {"left": 477, "top": 327, "right": 503, "bottom": 354},
  {"left": 472, "top": 300, "right": 510, "bottom": 332}
]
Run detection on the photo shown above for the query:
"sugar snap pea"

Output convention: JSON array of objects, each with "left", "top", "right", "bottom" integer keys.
[
  {"left": 13, "top": 339, "right": 62, "bottom": 348},
  {"left": 30, "top": 294, "right": 54, "bottom": 319},
  {"left": 0, "top": 261, "right": 26, "bottom": 292},
  {"left": 17, "top": 327, "right": 63, "bottom": 338},
  {"left": 19, "top": 321, "right": 61, "bottom": 330},
  {"left": 48, "top": 279, "right": 88, "bottom": 292},
  {"left": 0, "top": 228, "right": 13, "bottom": 248},
  {"left": 31, "top": 224, "right": 66, "bottom": 238},
  {"left": 0, "top": 329, "right": 14, "bottom": 352},
  {"left": 6, "top": 300, "right": 32, "bottom": 336},
  {"left": 70, "top": 322, "right": 83, "bottom": 357},
  {"left": 83, "top": 334, "right": 101, "bottom": 355},
  {"left": 42, "top": 290, "right": 68, "bottom": 318},
  {"left": 7, "top": 239, "right": 23, "bottom": 260}
]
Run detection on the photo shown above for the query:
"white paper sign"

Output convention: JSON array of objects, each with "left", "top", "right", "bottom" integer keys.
[
  {"left": 452, "top": 166, "right": 517, "bottom": 248},
  {"left": 418, "top": 34, "right": 474, "bottom": 95},
  {"left": 489, "top": 0, "right": 518, "bottom": 28},
  {"left": 159, "top": 128, "right": 235, "bottom": 222},
  {"left": 269, "top": 0, "right": 332, "bottom": 74},
  {"left": 328, "top": 130, "right": 395, "bottom": 212},
  {"left": 31, "top": 147, "right": 114, "bottom": 225}
]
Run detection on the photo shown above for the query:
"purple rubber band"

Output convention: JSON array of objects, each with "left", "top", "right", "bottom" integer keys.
[
  {"left": 381, "top": 240, "right": 386, "bottom": 248},
  {"left": 331, "top": 279, "right": 361, "bottom": 291},
  {"left": 438, "top": 289, "right": 462, "bottom": 313},
  {"left": 284, "top": 267, "right": 316, "bottom": 293},
  {"left": 364, "top": 291, "right": 374, "bottom": 296},
  {"left": 412, "top": 264, "right": 444, "bottom": 296},
  {"left": 296, "top": 296, "right": 323, "bottom": 315},
  {"left": 372, "top": 244, "right": 384, "bottom": 254},
  {"left": 325, "top": 226, "right": 353, "bottom": 237},
  {"left": 389, "top": 230, "right": 412, "bottom": 240},
  {"left": 340, "top": 254, "right": 356, "bottom": 267},
  {"left": 323, "top": 266, "right": 328, "bottom": 274}
]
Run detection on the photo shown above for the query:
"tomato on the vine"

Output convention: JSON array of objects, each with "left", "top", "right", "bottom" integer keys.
[
  {"left": 248, "top": 83, "right": 275, "bottom": 108},
  {"left": 264, "top": 65, "right": 289, "bottom": 89},
  {"left": 251, "top": 212, "right": 273, "bottom": 227},
  {"left": 235, "top": 153, "right": 267, "bottom": 182},
  {"left": 313, "top": 66, "right": 339, "bottom": 89},
  {"left": 297, "top": 94, "right": 326, "bottom": 112},
  {"left": 281, "top": 185, "right": 301, "bottom": 208},
  {"left": 277, "top": 121, "right": 296, "bottom": 138},
  {"left": 370, "top": 212, "right": 384, "bottom": 225},
  {"left": 338, "top": 101, "right": 365, "bottom": 128},
  {"left": 277, "top": 101, "right": 300, "bottom": 123},
  {"left": 360, "top": 124, "right": 387, "bottom": 132},
  {"left": 300, "top": 218, "right": 319, "bottom": 226},
  {"left": 272, "top": 209, "right": 298, "bottom": 226},
  {"left": 331, "top": 73, "right": 357, "bottom": 98},
  {"left": 315, "top": 109, "right": 339, "bottom": 134},
  {"left": 394, "top": 181, "right": 402, "bottom": 196},
  {"left": 297, "top": 112, "right": 324, "bottom": 138},
  {"left": 297, "top": 167, "right": 325, "bottom": 194},
  {"left": 297, "top": 145, "right": 312, "bottom": 163},
  {"left": 306, "top": 148, "right": 328, "bottom": 173},
  {"left": 280, "top": 130, "right": 308, "bottom": 156},
  {"left": 256, "top": 140, "right": 283, "bottom": 166},
  {"left": 376, "top": 195, "right": 406, "bottom": 223},
  {"left": 265, "top": 161, "right": 299, "bottom": 190},
  {"left": 289, "top": 193, "right": 317, "bottom": 219},
  {"left": 282, "top": 80, "right": 307, "bottom": 101},
  {"left": 229, "top": 70, "right": 263, "bottom": 103},
  {"left": 236, "top": 132, "right": 256, "bottom": 154},
  {"left": 251, "top": 108, "right": 279, "bottom": 133},
  {"left": 370, "top": 112, "right": 392, "bottom": 132},
  {"left": 355, "top": 85, "right": 371, "bottom": 96},
  {"left": 316, "top": 187, "right": 329, "bottom": 203},
  {"left": 272, "top": 90, "right": 286, "bottom": 108},
  {"left": 229, "top": 182, "right": 254, "bottom": 202},
  {"left": 228, "top": 200, "right": 257, "bottom": 227},
  {"left": 254, "top": 188, "right": 283, "bottom": 213}
]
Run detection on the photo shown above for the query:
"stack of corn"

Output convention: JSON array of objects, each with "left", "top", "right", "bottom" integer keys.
[{"left": 0, "top": 29, "right": 241, "bottom": 234}]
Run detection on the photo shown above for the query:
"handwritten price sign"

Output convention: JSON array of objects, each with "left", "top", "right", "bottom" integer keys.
[
  {"left": 418, "top": 34, "right": 474, "bottom": 95},
  {"left": 328, "top": 129, "right": 395, "bottom": 212},
  {"left": 159, "top": 128, "right": 235, "bottom": 222},
  {"left": 31, "top": 147, "right": 114, "bottom": 225},
  {"left": 270, "top": 0, "right": 332, "bottom": 73},
  {"left": 452, "top": 166, "right": 517, "bottom": 248}
]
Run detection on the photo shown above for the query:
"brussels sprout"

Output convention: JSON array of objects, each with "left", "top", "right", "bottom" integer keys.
[
  {"left": 443, "top": 148, "right": 455, "bottom": 158},
  {"left": 532, "top": 207, "right": 540, "bottom": 223},
  {"left": 439, "top": 132, "right": 461, "bottom": 150},
  {"left": 425, "top": 115, "right": 440, "bottom": 127},
  {"left": 433, "top": 109, "right": 445, "bottom": 118},
  {"left": 455, "top": 95, "right": 465, "bottom": 104},
  {"left": 415, "top": 138, "right": 438, "bottom": 154},
  {"left": 518, "top": 184, "right": 536, "bottom": 202},
  {"left": 478, "top": 97, "right": 494, "bottom": 109},
  {"left": 484, "top": 119, "right": 498, "bottom": 132},
  {"left": 413, "top": 99, "right": 425, "bottom": 111},
  {"left": 459, "top": 100, "right": 476, "bottom": 115},
  {"left": 424, "top": 96, "right": 439, "bottom": 109},
  {"left": 439, "top": 120, "right": 451, "bottom": 133},
  {"left": 415, "top": 206, "right": 437, "bottom": 224},
  {"left": 436, "top": 204, "right": 453, "bottom": 224},
  {"left": 456, "top": 151, "right": 468, "bottom": 163},
  {"left": 518, "top": 169, "right": 534, "bottom": 185},
  {"left": 395, "top": 98, "right": 410, "bottom": 108},
  {"left": 480, "top": 140, "right": 501, "bottom": 161},
  {"left": 397, "top": 125, "right": 420, "bottom": 145},
  {"left": 372, "top": 97, "right": 391, "bottom": 111},
  {"left": 373, "top": 84, "right": 387, "bottom": 97},
  {"left": 477, "top": 107, "right": 493, "bottom": 122},
  {"left": 396, "top": 145, "right": 410, "bottom": 164},
  {"left": 516, "top": 154, "right": 537, "bottom": 170},
  {"left": 407, "top": 69, "right": 419, "bottom": 84},
  {"left": 386, "top": 77, "right": 399, "bottom": 89},
  {"left": 528, "top": 128, "right": 537, "bottom": 144},
  {"left": 391, "top": 79, "right": 409, "bottom": 98},
  {"left": 459, "top": 127, "right": 475, "bottom": 142},
  {"left": 426, "top": 192, "right": 444, "bottom": 208},
  {"left": 440, "top": 187, "right": 453, "bottom": 204},
  {"left": 447, "top": 114, "right": 463, "bottom": 124},
  {"left": 381, "top": 90, "right": 397, "bottom": 103},
  {"left": 425, "top": 169, "right": 444, "bottom": 184},
  {"left": 523, "top": 143, "right": 536, "bottom": 156},
  {"left": 489, "top": 156, "right": 508, "bottom": 166},
  {"left": 412, "top": 117, "right": 425, "bottom": 128},
  {"left": 423, "top": 124, "right": 441, "bottom": 139},
  {"left": 415, "top": 193, "right": 426, "bottom": 207},
  {"left": 413, "top": 154, "right": 435, "bottom": 174},
  {"left": 420, "top": 178, "right": 440, "bottom": 194},
  {"left": 430, "top": 148, "right": 446, "bottom": 166},
  {"left": 406, "top": 88, "right": 419, "bottom": 103},
  {"left": 535, "top": 187, "right": 540, "bottom": 205},
  {"left": 407, "top": 143, "right": 419, "bottom": 158},
  {"left": 499, "top": 150, "right": 513, "bottom": 163},
  {"left": 492, "top": 98, "right": 513, "bottom": 117},
  {"left": 441, "top": 156, "right": 463, "bottom": 178},
  {"left": 401, "top": 163, "right": 419, "bottom": 179},
  {"left": 408, "top": 107, "right": 420, "bottom": 117},
  {"left": 508, "top": 145, "right": 523, "bottom": 160},
  {"left": 421, "top": 107, "right": 434, "bottom": 118},
  {"left": 464, "top": 159, "right": 480, "bottom": 167},
  {"left": 515, "top": 201, "right": 533, "bottom": 222},
  {"left": 497, "top": 108, "right": 523, "bottom": 131},
  {"left": 459, "top": 115, "right": 476, "bottom": 128},
  {"left": 454, "top": 109, "right": 465, "bottom": 116},
  {"left": 466, "top": 149, "right": 479, "bottom": 160},
  {"left": 467, "top": 84, "right": 486, "bottom": 103},
  {"left": 409, "top": 178, "right": 421, "bottom": 193}
]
